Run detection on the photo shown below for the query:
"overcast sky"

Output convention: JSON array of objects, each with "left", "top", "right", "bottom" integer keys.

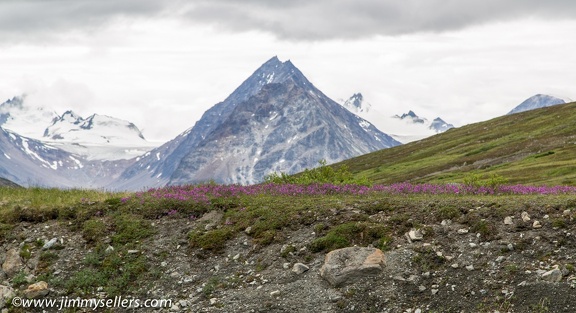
[{"left": 1, "top": 0, "right": 576, "bottom": 142}]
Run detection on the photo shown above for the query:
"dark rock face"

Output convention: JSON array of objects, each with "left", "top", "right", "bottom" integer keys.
[{"left": 112, "top": 57, "right": 400, "bottom": 189}]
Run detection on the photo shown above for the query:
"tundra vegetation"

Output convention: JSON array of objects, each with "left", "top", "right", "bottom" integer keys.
[{"left": 1, "top": 161, "right": 576, "bottom": 312}]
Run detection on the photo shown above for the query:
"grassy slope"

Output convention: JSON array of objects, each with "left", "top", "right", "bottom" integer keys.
[{"left": 339, "top": 102, "right": 576, "bottom": 185}]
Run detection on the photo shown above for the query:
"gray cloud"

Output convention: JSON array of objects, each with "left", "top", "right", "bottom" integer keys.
[
  {"left": 0, "top": 0, "right": 176, "bottom": 43},
  {"left": 3, "top": 0, "right": 576, "bottom": 42},
  {"left": 181, "top": 0, "right": 576, "bottom": 39}
]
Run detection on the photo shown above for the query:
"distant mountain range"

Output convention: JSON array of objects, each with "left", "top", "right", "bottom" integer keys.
[
  {"left": 339, "top": 93, "right": 454, "bottom": 143},
  {"left": 0, "top": 56, "right": 571, "bottom": 190}
]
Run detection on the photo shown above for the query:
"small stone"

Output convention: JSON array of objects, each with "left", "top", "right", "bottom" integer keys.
[
  {"left": 127, "top": 250, "right": 140, "bottom": 254},
  {"left": 1, "top": 249, "right": 23, "bottom": 278},
  {"left": 521, "top": 212, "right": 531, "bottom": 222},
  {"left": 563, "top": 209, "right": 571, "bottom": 216},
  {"left": 466, "top": 265, "right": 475, "bottom": 271},
  {"left": 292, "top": 263, "right": 309, "bottom": 275},
  {"left": 542, "top": 269, "right": 563, "bottom": 282},
  {"left": 23, "top": 281, "right": 49, "bottom": 299},
  {"left": 451, "top": 263, "right": 459, "bottom": 269},
  {"left": 422, "top": 272, "right": 430, "bottom": 278},
  {"left": 543, "top": 214, "right": 549, "bottom": 219},
  {"left": 0, "top": 285, "right": 16, "bottom": 309},
  {"left": 161, "top": 261, "right": 168, "bottom": 267},
  {"left": 431, "top": 289, "right": 439, "bottom": 295},
  {"left": 233, "top": 253, "right": 240, "bottom": 261},
  {"left": 533, "top": 221, "right": 542, "bottom": 229},
  {"left": 518, "top": 281, "right": 527, "bottom": 287},
  {"left": 496, "top": 256, "right": 505, "bottom": 263},
  {"left": 457, "top": 229, "right": 469, "bottom": 234},
  {"left": 209, "top": 298, "right": 218, "bottom": 305},
  {"left": 441, "top": 220, "right": 452, "bottom": 226},
  {"left": 270, "top": 290, "right": 281, "bottom": 297},
  {"left": 504, "top": 216, "right": 513, "bottom": 225},
  {"left": 283, "top": 263, "right": 290, "bottom": 269},
  {"left": 408, "top": 229, "right": 424, "bottom": 241},
  {"left": 105, "top": 245, "right": 114, "bottom": 254},
  {"left": 170, "top": 304, "right": 180, "bottom": 311},
  {"left": 42, "top": 237, "right": 58, "bottom": 250},
  {"left": 244, "top": 227, "right": 252, "bottom": 234},
  {"left": 507, "top": 243, "right": 514, "bottom": 251},
  {"left": 418, "top": 285, "right": 426, "bottom": 292},
  {"left": 469, "top": 243, "right": 477, "bottom": 248}
]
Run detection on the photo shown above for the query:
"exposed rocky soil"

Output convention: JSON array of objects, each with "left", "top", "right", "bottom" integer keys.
[{"left": 2, "top": 199, "right": 576, "bottom": 312}]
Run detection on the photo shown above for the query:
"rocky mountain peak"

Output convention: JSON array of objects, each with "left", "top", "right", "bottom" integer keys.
[{"left": 395, "top": 110, "right": 426, "bottom": 124}]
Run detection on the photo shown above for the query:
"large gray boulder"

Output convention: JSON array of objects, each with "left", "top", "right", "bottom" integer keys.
[{"left": 320, "top": 247, "right": 386, "bottom": 287}]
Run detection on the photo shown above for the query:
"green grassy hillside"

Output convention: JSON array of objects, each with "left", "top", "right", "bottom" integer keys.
[{"left": 340, "top": 102, "right": 576, "bottom": 185}]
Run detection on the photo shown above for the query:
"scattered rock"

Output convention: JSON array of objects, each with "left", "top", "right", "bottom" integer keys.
[
  {"left": 292, "top": 263, "right": 309, "bottom": 274},
  {"left": 533, "top": 221, "right": 542, "bottom": 229},
  {"left": 408, "top": 229, "right": 424, "bottom": 241},
  {"left": 521, "top": 212, "right": 531, "bottom": 222},
  {"left": 457, "top": 229, "right": 469, "bottom": 235},
  {"left": 0, "top": 285, "right": 16, "bottom": 309},
  {"left": 1, "top": 249, "right": 23, "bottom": 278},
  {"left": 504, "top": 216, "right": 513, "bottom": 225},
  {"left": 270, "top": 290, "right": 281, "bottom": 297},
  {"left": 42, "top": 237, "right": 58, "bottom": 250},
  {"left": 320, "top": 247, "right": 385, "bottom": 287},
  {"left": 23, "top": 281, "right": 49, "bottom": 299},
  {"left": 465, "top": 265, "right": 475, "bottom": 271},
  {"left": 541, "top": 269, "right": 563, "bottom": 282}
]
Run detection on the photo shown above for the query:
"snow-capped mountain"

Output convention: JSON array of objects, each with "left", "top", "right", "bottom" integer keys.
[
  {"left": 110, "top": 56, "right": 401, "bottom": 190},
  {"left": 507, "top": 94, "right": 568, "bottom": 115},
  {"left": 338, "top": 93, "right": 454, "bottom": 143},
  {"left": 340, "top": 93, "right": 371, "bottom": 114},
  {"left": 0, "top": 96, "right": 59, "bottom": 138},
  {"left": 0, "top": 97, "right": 156, "bottom": 160},
  {"left": 0, "top": 127, "right": 131, "bottom": 188}
]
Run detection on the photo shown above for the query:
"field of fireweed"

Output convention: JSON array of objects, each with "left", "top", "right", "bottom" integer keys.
[{"left": 1, "top": 182, "right": 576, "bottom": 251}]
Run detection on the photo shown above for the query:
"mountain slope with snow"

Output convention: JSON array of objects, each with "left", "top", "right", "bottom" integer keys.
[
  {"left": 0, "top": 97, "right": 156, "bottom": 160},
  {"left": 0, "top": 128, "right": 131, "bottom": 188}
]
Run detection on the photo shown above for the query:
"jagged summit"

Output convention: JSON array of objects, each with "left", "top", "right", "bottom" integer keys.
[
  {"left": 395, "top": 110, "right": 426, "bottom": 124},
  {"left": 44, "top": 111, "right": 147, "bottom": 144},
  {"left": 341, "top": 93, "right": 371, "bottom": 114},
  {"left": 507, "top": 94, "right": 567, "bottom": 115},
  {"left": 429, "top": 117, "right": 454, "bottom": 133}
]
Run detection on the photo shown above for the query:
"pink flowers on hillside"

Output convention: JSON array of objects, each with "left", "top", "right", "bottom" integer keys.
[{"left": 126, "top": 183, "right": 576, "bottom": 205}]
